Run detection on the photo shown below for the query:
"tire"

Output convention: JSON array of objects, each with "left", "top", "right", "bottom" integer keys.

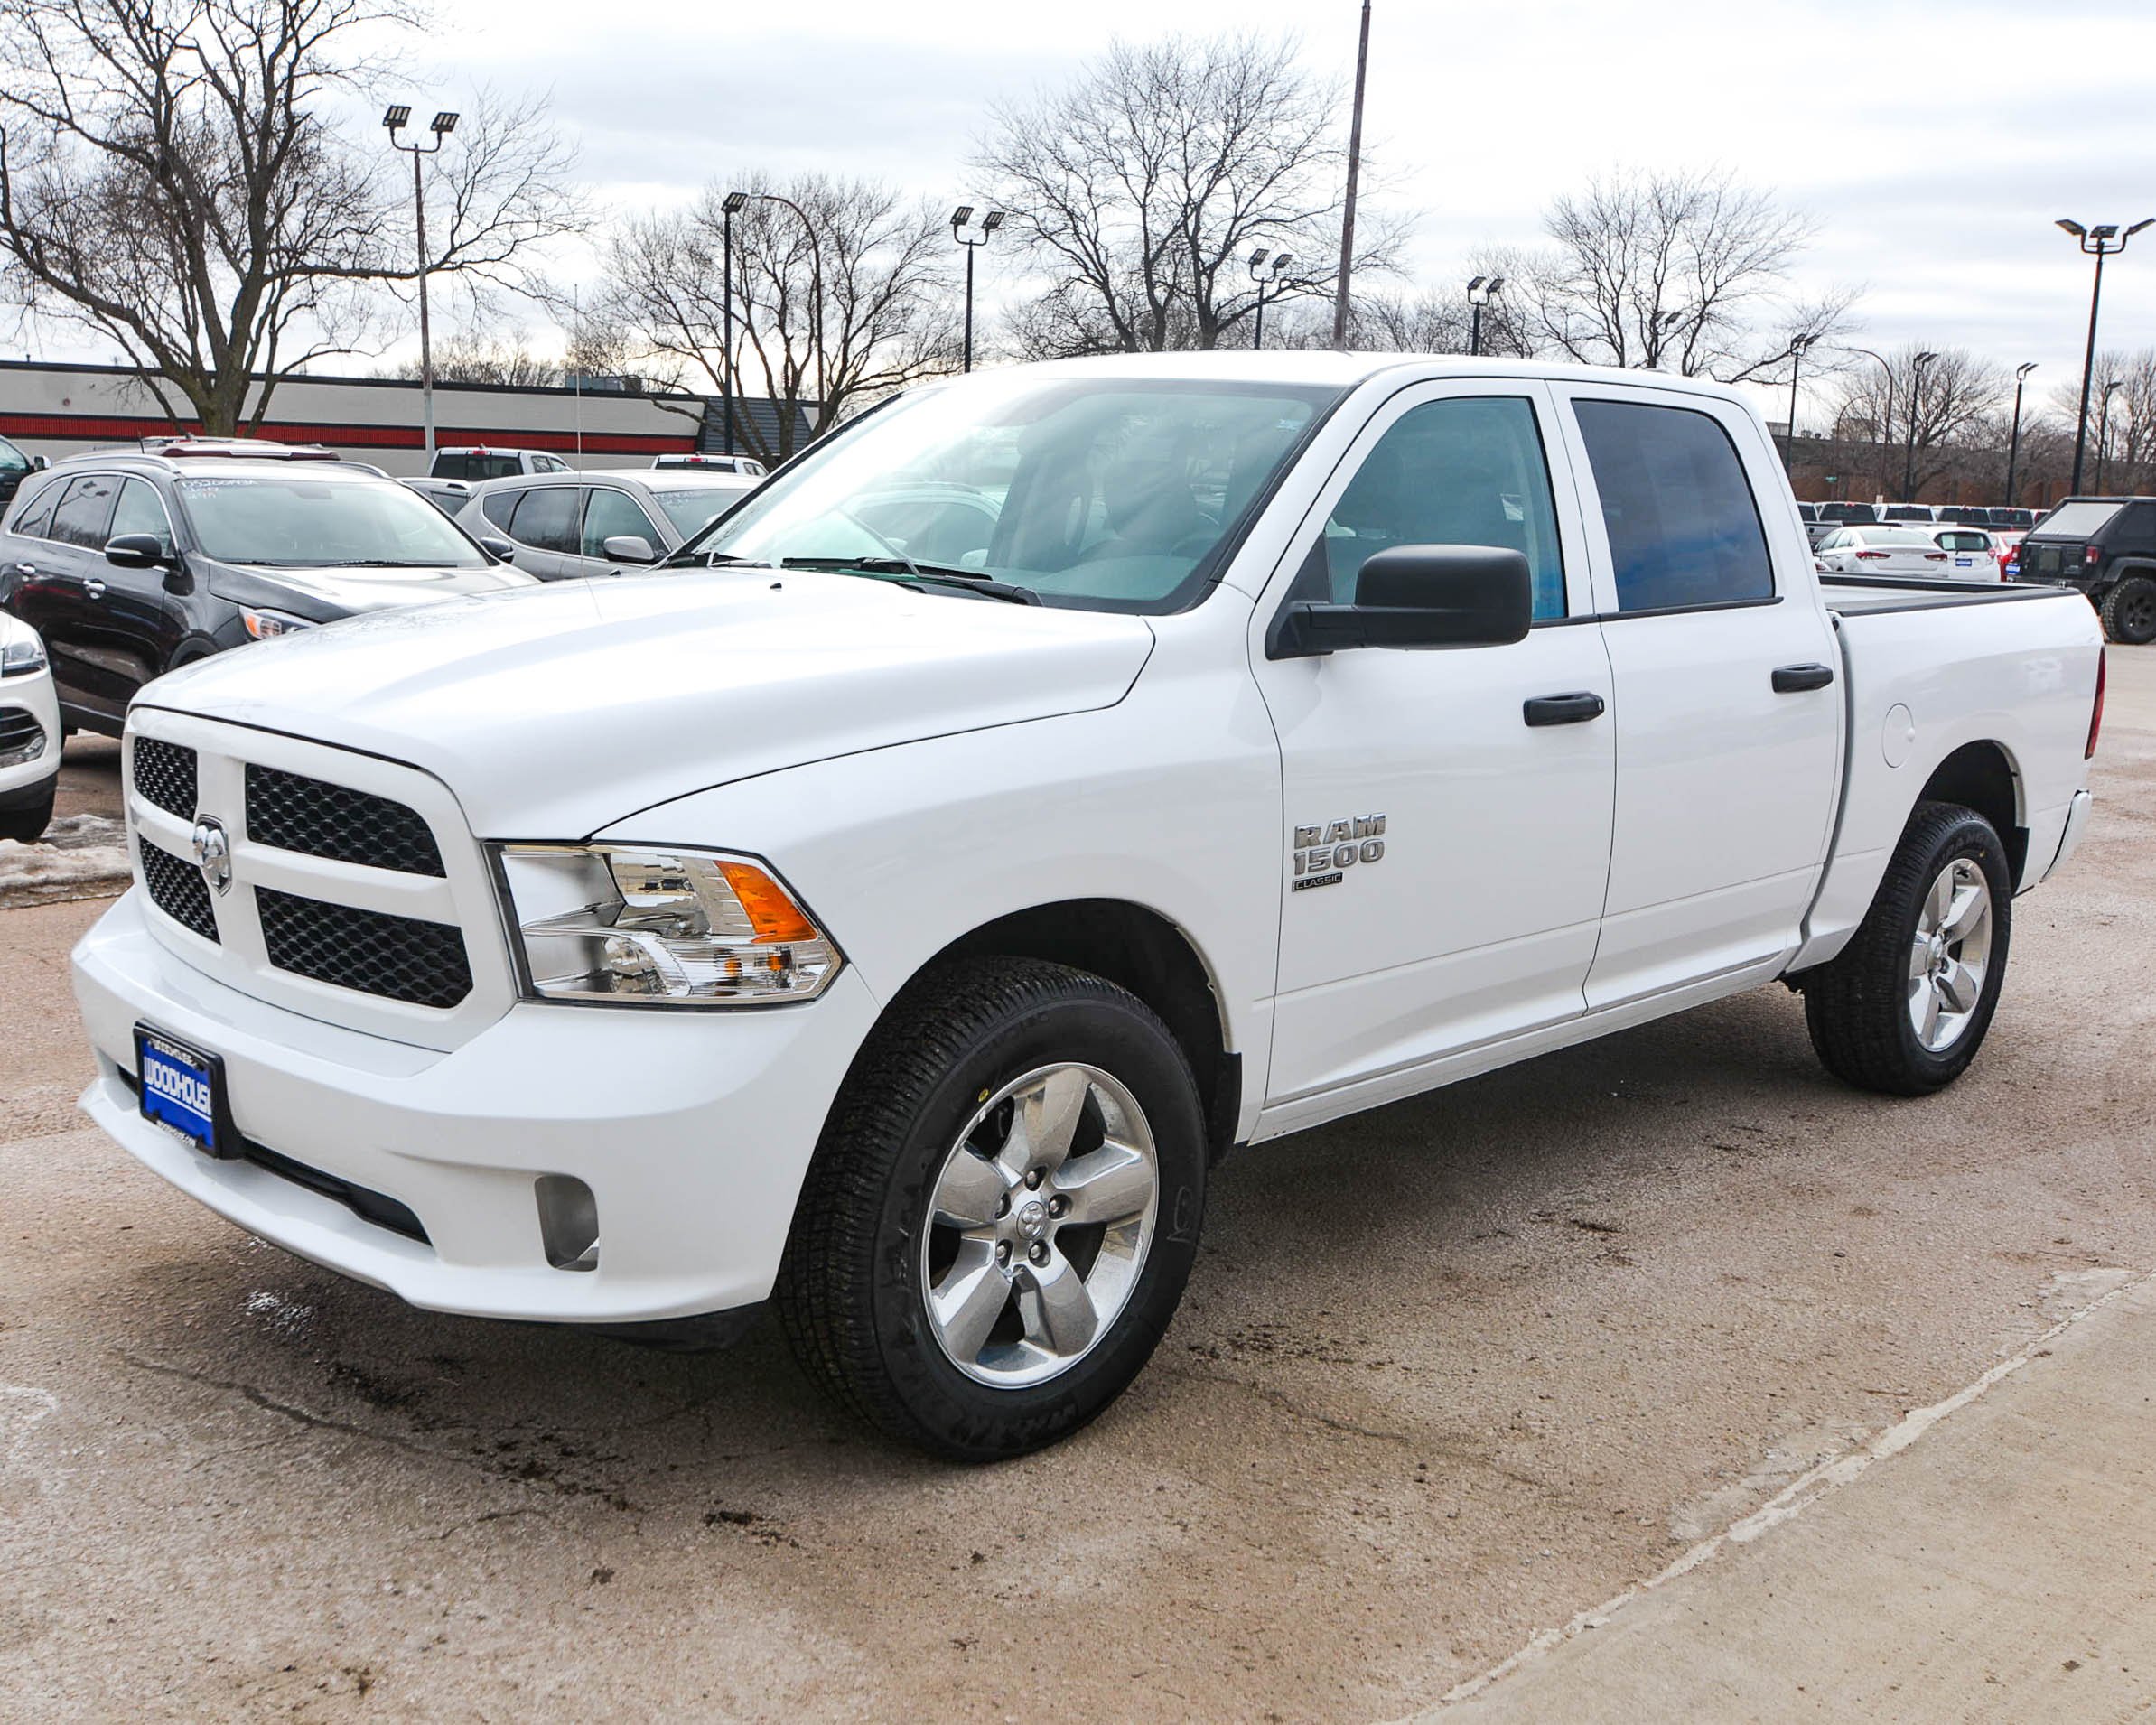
[
  {"left": 0, "top": 783, "right": 55, "bottom": 844},
  {"left": 2100, "top": 574, "right": 2156, "bottom": 646},
  {"left": 1802, "top": 802, "right": 2012, "bottom": 1096},
  {"left": 775, "top": 956, "right": 1206, "bottom": 1461}
]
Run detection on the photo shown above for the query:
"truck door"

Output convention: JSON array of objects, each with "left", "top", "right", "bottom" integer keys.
[
  {"left": 1250, "top": 382, "right": 1617, "bottom": 1106},
  {"left": 1549, "top": 384, "right": 1843, "bottom": 1009}
]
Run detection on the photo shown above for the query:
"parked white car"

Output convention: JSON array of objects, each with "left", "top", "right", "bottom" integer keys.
[
  {"left": 72, "top": 353, "right": 2103, "bottom": 1459},
  {"left": 1815, "top": 525, "right": 1956, "bottom": 577},
  {"left": 453, "top": 469, "right": 758, "bottom": 581},
  {"left": 0, "top": 611, "right": 61, "bottom": 842},
  {"left": 1925, "top": 525, "right": 2005, "bottom": 582}
]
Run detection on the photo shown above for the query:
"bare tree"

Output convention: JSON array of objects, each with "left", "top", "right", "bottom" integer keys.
[
  {"left": 1829, "top": 346, "right": 2004, "bottom": 498},
  {"left": 391, "top": 331, "right": 557, "bottom": 387},
  {"left": 1511, "top": 169, "right": 1850, "bottom": 380},
  {"left": 0, "top": 0, "right": 583, "bottom": 434},
  {"left": 596, "top": 175, "right": 955, "bottom": 463},
  {"left": 2046, "top": 350, "right": 2156, "bottom": 493},
  {"left": 979, "top": 32, "right": 1404, "bottom": 357}
]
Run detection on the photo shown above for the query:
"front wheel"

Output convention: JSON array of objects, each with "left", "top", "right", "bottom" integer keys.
[
  {"left": 1801, "top": 802, "right": 2012, "bottom": 1096},
  {"left": 775, "top": 956, "right": 1206, "bottom": 1461},
  {"left": 2100, "top": 575, "right": 2156, "bottom": 646}
]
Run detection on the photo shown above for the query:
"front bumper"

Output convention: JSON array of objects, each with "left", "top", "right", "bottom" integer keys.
[{"left": 73, "top": 889, "right": 880, "bottom": 1324}]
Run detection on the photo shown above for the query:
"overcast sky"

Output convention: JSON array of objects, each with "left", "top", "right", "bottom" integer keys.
[{"left": 30, "top": 0, "right": 2156, "bottom": 422}]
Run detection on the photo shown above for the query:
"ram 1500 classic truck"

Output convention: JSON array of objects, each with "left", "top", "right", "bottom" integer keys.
[{"left": 71, "top": 354, "right": 2105, "bottom": 1459}]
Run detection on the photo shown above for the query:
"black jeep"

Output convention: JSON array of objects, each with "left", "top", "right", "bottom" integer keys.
[{"left": 2012, "top": 498, "right": 2156, "bottom": 644}]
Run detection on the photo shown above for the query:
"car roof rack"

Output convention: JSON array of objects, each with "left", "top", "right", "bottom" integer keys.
[{"left": 137, "top": 436, "right": 341, "bottom": 462}]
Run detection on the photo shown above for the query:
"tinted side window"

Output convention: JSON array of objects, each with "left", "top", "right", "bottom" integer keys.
[
  {"left": 581, "top": 488, "right": 661, "bottom": 556},
  {"left": 2115, "top": 503, "right": 2156, "bottom": 546},
  {"left": 508, "top": 485, "right": 579, "bottom": 554},
  {"left": 1320, "top": 396, "right": 1567, "bottom": 620},
  {"left": 1573, "top": 401, "right": 1774, "bottom": 612},
  {"left": 7, "top": 474, "right": 63, "bottom": 539},
  {"left": 109, "top": 478, "right": 175, "bottom": 555},
  {"left": 481, "top": 488, "right": 521, "bottom": 529},
  {"left": 49, "top": 474, "right": 121, "bottom": 548}
]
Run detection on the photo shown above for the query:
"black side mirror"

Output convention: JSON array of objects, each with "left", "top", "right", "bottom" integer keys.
[
  {"left": 104, "top": 533, "right": 172, "bottom": 570},
  {"left": 478, "top": 536, "right": 518, "bottom": 564},
  {"left": 1268, "top": 545, "right": 1534, "bottom": 659}
]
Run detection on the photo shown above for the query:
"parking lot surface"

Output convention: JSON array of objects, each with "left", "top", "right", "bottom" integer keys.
[{"left": 4, "top": 653, "right": 2152, "bottom": 1721}]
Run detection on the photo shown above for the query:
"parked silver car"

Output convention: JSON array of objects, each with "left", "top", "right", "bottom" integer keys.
[{"left": 453, "top": 469, "right": 760, "bottom": 581}]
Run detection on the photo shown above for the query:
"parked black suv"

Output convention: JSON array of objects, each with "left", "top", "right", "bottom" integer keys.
[
  {"left": 0, "top": 435, "right": 45, "bottom": 511},
  {"left": 2013, "top": 497, "right": 2156, "bottom": 645},
  {"left": 0, "top": 440, "right": 533, "bottom": 735}
]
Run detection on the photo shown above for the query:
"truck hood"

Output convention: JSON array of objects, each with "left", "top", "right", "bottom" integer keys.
[{"left": 137, "top": 570, "right": 1156, "bottom": 837}]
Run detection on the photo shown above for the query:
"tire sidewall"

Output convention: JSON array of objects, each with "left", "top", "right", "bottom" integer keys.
[
  {"left": 1887, "top": 811, "right": 2013, "bottom": 1086},
  {"left": 865, "top": 988, "right": 1205, "bottom": 1459},
  {"left": 2103, "top": 575, "right": 2156, "bottom": 646}
]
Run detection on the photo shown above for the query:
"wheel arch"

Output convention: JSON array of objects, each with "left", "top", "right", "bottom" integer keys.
[
  {"left": 898, "top": 898, "right": 1240, "bottom": 1165},
  {"left": 1916, "top": 738, "right": 2026, "bottom": 885}
]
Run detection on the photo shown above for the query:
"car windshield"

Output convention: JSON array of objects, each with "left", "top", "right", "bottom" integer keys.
[
  {"left": 650, "top": 485, "right": 752, "bottom": 539},
  {"left": 2030, "top": 501, "right": 2122, "bottom": 540},
  {"left": 175, "top": 475, "right": 490, "bottom": 567},
  {"left": 0, "top": 437, "right": 28, "bottom": 475},
  {"left": 677, "top": 373, "right": 1339, "bottom": 612}
]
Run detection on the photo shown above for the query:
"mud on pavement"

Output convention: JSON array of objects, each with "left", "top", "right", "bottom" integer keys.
[{"left": 3, "top": 659, "right": 2152, "bottom": 1721}]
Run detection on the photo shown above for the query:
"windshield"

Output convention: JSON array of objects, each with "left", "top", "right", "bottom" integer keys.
[
  {"left": 0, "top": 437, "right": 27, "bottom": 475},
  {"left": 677, "top": 374, "right": 1339, "bottom": 612},
  {"left": 2031, "top": 501, "right": 2122, "bottom": 540},
  {"left": 175, "top": 475, "right": 490, "bottom": 568},
  {"left": 651, "top": 485, "right": 752, "bottom": 540}
]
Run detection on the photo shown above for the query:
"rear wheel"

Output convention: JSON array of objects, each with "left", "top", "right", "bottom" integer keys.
[
  {"left": 2100, "top": 575, "right": 2156, "bottom": 646},
  {"left": 1801, "top": 802, "right": 2012, "bottom": 1096},
  {"left": 775, "top": 956, "right": 1205, "bottom": 1460}
]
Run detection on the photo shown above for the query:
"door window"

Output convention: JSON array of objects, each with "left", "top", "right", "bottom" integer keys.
[
  {"left": 481, "top": 488, "right": 521, "bottom": 529},
  {"left": 48, "top": 474, "right": 120, "bottom": 548},
  {"left": 507, "top": 486, "right": 580, "bottom": 554},
  {"left": 109, "top": 478, "right": 176, "bottom": 556},
  {"left": 581, "top": 488, "right": 662, "bottom": 557},
  {"left": 7, "top": 475, "right": 62, "bottom": 540},
  {"left": 1574, "top": 401, "right": 1774, "bottom": 612},
  {"left": 1313, "top": 396, "right": 1567, "bottom": 620}
]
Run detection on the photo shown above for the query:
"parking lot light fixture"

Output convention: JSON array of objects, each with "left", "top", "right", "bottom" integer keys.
[
  {"left": 385, "top": 105, "right": 459, "bottom": 460},
  {"left": 2005, "top": 362, "right": 2037, "bottom": 507},
  {"left": 1466, "top": 275, "right": 1505, "bottom": 357},
  {"left": 2059, "top": 217, "right": 2152, "bottom": 493},
  {"left": 1250, "top": 249, "right": 1291, "bottom": 350},
  {"left": 1783, "top": 333, "right": 1819, "bottom": 463},
  {"left": 1904, "top": 350, "right": 1938, "bottom": 502},
  {"left": 2097, "top": 378, "right": 2125, "bottom": 492},
  {"left": 721, "top": 191, "right": 749, "bottom": 454},
  {"left": 1838, "top": 345, "right": 1896, "bottom": 499},
  {"left": 951, "top": 206, "right": 1001, "bottom": 374}
]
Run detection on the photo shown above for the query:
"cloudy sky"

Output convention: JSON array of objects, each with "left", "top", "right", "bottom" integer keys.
[{"left": 33, "top": 0, "right": 2156, "bottom": 422}]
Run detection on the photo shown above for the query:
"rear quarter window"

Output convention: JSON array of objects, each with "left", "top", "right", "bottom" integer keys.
[
  {"left": 5, "top": 472, "right": 64, "bottom": 539},
  {"left": 1573, "top": 399, "right": 1775, "bottom": 612}
]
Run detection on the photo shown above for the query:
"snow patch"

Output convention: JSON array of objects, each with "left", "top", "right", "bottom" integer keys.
[{"left": 0, "top": 814, "right": 132, "bottom": 907}]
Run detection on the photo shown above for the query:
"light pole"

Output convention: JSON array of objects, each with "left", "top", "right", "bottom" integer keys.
[
  {"left": 1903, "top": 350, "right": 1937, "bottom": 502},
  {"left": 1838, "top": 345, "right": 1895, "bottom": 502},
  {"left": 1332, "top": 0, "right": 1373, "bottom": 348},
  {"left": 384, "top": 107, "right": 459, "bottom": 461},
  {"left": 950, "top": 206, "right": 1003, "bottom": 374},
  {"left": 1782, "top": 333, "right": 1818, "bottom": 463},
  {"left": 721, "top": 191, "right": 747, "bottom": 455},
  {"left": 2096, "top": 377, "right": 2125, "bottom": 492},
  {"left": 2058, "top": 217, "right": 2153, "bottom": 495},
  {"left": 728, "top": 191, "right": 824, "bottom": 458},
  {"left": 2004, "top": 361, "right": 2037, "bottom": 507},
  {"left": 1465, "top": 275, "right": 1505, "bottom": 357},
  {"left": 1248, "top": 248, "right": 1293, "bottom": 350}
]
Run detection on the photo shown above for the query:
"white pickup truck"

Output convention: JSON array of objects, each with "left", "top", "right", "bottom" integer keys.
[{"left": 72, "top": 354, "right": 2105, "bottom": 1460}]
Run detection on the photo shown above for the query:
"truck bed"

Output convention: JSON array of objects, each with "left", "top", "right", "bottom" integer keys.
[{"left": 1818, "top": 573, "right": 2074, "bottom": 617}]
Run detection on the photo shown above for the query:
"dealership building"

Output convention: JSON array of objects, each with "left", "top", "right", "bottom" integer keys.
[{"left": 0, "top": 359, "right": 809, "bottom": 476}]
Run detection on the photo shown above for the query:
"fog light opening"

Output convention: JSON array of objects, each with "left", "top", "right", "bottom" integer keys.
[{"left": 536, "top": 1174, "right": 600, "bottom": 1272}]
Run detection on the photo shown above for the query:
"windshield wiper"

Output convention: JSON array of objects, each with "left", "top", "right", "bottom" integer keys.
[
  {"left": 779, "top": 556, "right": 1040, "bottom": 605},
  {"left": 660, "top": 550, "right": 774, "bottom": 571}
]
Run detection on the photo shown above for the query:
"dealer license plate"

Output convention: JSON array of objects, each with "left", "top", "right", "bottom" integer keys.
[{"left": 135, "top": 1023, "right": 235, "bottom": 1159}]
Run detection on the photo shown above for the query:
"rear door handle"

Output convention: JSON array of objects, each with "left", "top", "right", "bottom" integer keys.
[
  {"left": 1523, "top": 691, "right": 1606, "bottom": 727},
  {"left": 83, "top": 578, "right": 107, "bottom": 600},
  {"left": 1772, "top": 663, "right": 1834, "bottom": 693}
]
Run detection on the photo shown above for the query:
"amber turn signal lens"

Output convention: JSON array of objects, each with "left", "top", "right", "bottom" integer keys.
[{"left": 719, "top": 860, "right": 819, "bottom": 943}]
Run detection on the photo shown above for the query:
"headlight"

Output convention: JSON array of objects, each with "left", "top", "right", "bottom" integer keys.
[
  {"left": 1, "top": 635, "right": 47, "bottom": 677},
  {"left": 495, "top": 844, "right": 841, "bottom": 1006},
  {"left": 240, "top": 607, "right": 314, "bottom": 639}
]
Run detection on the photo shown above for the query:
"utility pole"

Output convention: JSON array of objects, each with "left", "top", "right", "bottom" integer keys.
[
  {"left": 1331, "top": 0, "right": 1372, "bottom": 350},
  {"left": 2058, "top": 218, "right": 2152, "bottom": 495},
  {"left": 2003, "top": 362, "right": 2036, "bottom": 507},
  {"left": 721, "top": 192, "right": 747, "bottom": 455},
  {"left": 1903, "top": 350, "right": 1937, "bottom": 502}
]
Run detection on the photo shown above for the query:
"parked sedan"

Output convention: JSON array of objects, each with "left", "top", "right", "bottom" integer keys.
[
  {"left": 0, "top": 442, "right": 534, "bottom": 736},
  {"left": 1925, "top": 525, "right": 2006, "bottom": 582},
  {"left": 0, "top": 611, "right": 61, "bottom": 842},
  {"left": 1814, "top": 525, "right": 1955, "bottom": 578},
  {"left": 455, "top": 469, "right": 760, "bottom": 581}
]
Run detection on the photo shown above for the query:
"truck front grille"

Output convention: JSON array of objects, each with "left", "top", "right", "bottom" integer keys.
[
  {"left": 133, "top": 737, "right": 198, "bottom": 818},
  {"left": 257, "top": 887, "right": 472, "bottom": 1008},
  {"left": 139, "top": 838, "right": 219, "bottom": 942},
  {"left": 245, "top": 764, "right": 445, "bottom": 876}
]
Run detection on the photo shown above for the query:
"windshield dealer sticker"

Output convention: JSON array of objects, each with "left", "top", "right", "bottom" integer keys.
[{"left": 1291, "top": 815, "right": 1386, "bottom": 891}]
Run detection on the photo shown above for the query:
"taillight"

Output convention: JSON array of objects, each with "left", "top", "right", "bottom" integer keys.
[
  {"left": 2085, "top": 545, "right": 2102, "bottom": 564},
  {"left": 1855, "top": 549, "right": 1890, "bottom": 560},
  {"left": 2087, "top": 648, "right": 2105, "bottom": 760},
  {"left": 1924, "top": 551, "right": 1948, "bottom": 561}
]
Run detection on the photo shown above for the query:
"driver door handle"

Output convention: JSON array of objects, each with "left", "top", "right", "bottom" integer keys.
[
  {"left": 1523, "top": 691, "right": 1606, "bottom": 727},
  {"left": 82, "top": 577, "right": 107, "bottom": 600},
  {"left": 1772, "top": 662, "right": 1834, "bottom": 693}
]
